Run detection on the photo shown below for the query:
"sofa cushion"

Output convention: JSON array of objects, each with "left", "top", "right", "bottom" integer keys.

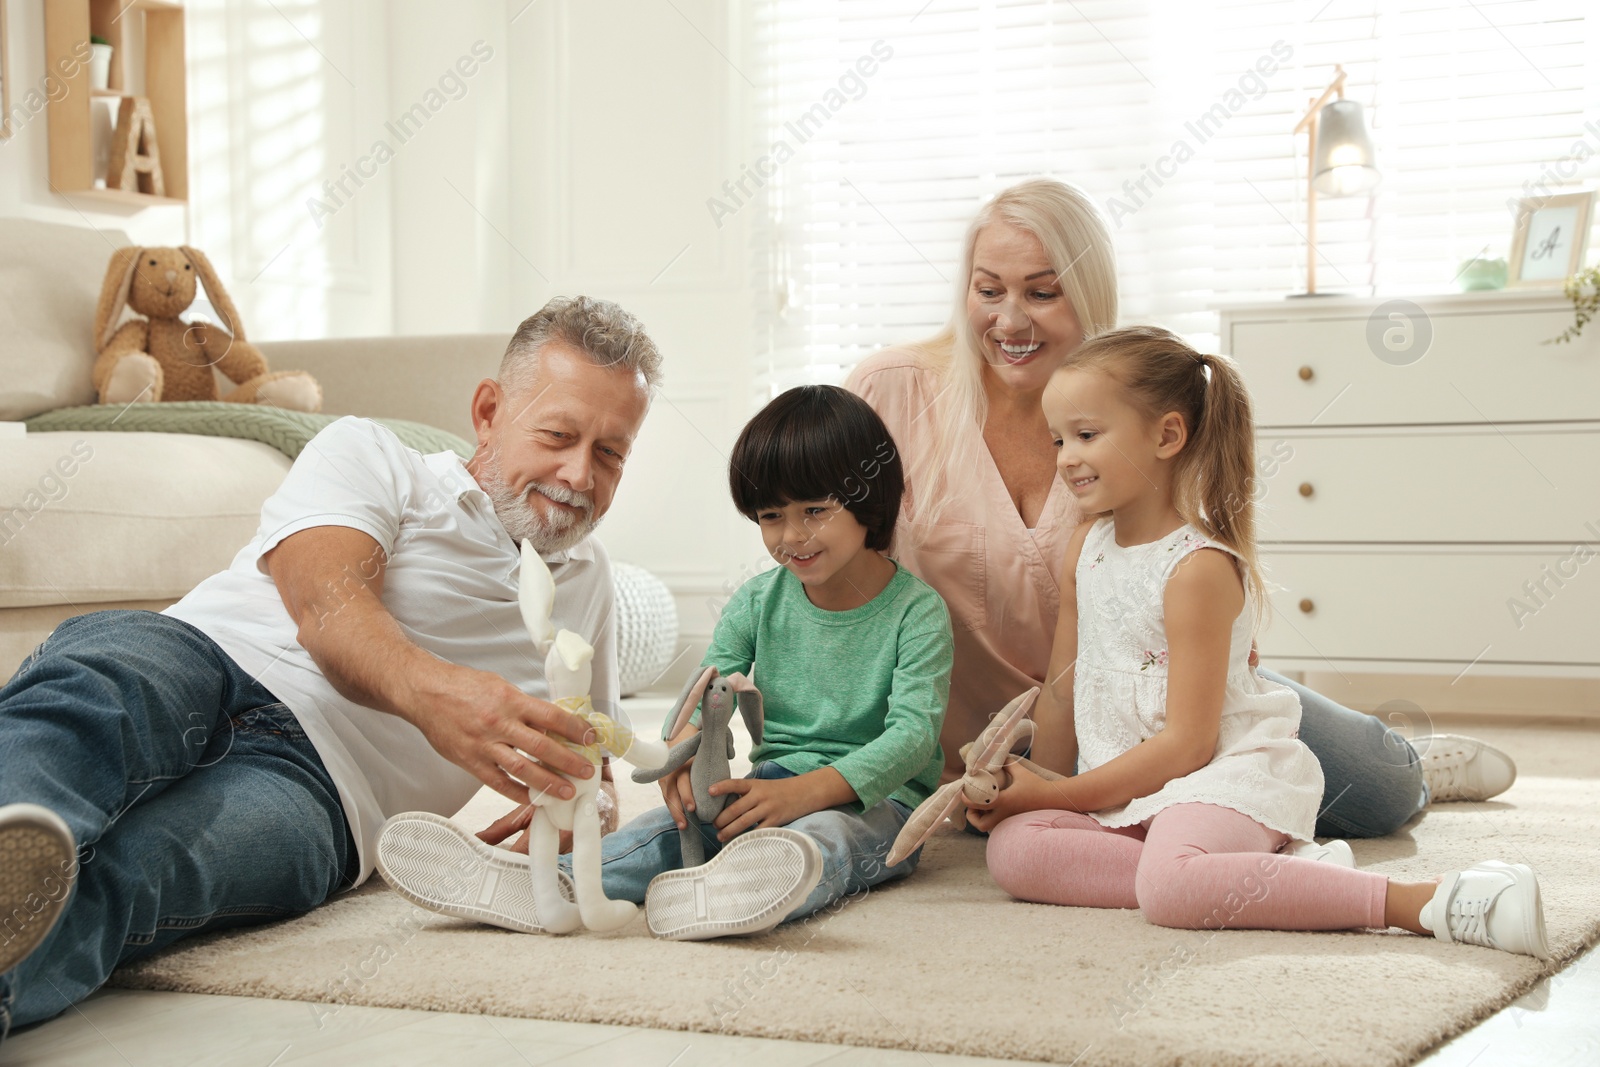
[
  {"left": 0, "top": 219, "right": 132, "bottom": 420},
  {"left": 0, "top": 431, "right": 291, "bottom": 609}
]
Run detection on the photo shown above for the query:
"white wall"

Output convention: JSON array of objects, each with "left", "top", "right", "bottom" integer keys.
[
  {"left": 500, "top": 0, "right": 764, "bottom": 666},
  {"left": 386, "top": 0, "right": 512, "bottom": 335}
]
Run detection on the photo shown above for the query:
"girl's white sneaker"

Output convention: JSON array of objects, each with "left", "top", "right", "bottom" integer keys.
[{"left": 1420, "top": 860, "right": 1550, "bottom": 959}]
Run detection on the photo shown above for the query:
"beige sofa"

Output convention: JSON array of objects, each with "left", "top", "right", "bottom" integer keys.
[{"left": 0, "top": 218, "right": 505, "bottom": 681}]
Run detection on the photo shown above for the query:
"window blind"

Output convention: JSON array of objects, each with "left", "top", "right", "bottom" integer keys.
[{"left": 745, "top": 0, "right": 1597, "bottom": 397}]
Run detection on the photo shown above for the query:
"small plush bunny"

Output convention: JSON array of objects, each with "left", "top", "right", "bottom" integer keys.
[
  {"left": 887, "top": 687, "right": 1061, "bottom": 866},
  {"left": 631, "top": 665, "right": 764, "bottom": 868},
  {"left": 92, "top": 245, "right": 322, "bottom": 410},
  {"left": 518, "top": 539, "right": 668, "bottom": 933}
]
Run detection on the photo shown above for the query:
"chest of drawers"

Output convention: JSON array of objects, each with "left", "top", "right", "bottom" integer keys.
[{"left": 1219, "top": 291, "right": 1600, "bottom": 678}]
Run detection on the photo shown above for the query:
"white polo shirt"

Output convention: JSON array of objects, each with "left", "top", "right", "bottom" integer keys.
[{"left": 165, "top": 416, "right": 618, "bottom": 885}]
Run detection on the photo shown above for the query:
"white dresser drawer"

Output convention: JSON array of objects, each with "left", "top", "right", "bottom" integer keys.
[
  {"left": 1256, "top": 547, "right": 1599, "bottom": 669},
  {"left": 1256, "top": 425, "right": 1600, "bottom": 543},
  {"left": 1227, "top": 304, "right": 1600, "bottom": 427}
]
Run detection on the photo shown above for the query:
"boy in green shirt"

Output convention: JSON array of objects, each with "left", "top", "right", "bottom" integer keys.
[{"left": 615, "top": 384, "right": 953, "bottom": 939}]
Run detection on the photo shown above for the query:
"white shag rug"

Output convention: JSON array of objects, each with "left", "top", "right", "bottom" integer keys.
[{"left": 109, "top": 723, "right": 1600, "bottom": 1066}]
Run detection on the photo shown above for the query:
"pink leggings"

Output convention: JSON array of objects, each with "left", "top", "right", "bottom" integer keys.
[{"left": 986, "top": 803, "right": 1389, "bottom": 931}]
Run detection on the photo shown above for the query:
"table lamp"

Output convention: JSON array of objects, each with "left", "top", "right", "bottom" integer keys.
[{"left": 1292, "top": 65, "right": 1380, "bottom": 296}]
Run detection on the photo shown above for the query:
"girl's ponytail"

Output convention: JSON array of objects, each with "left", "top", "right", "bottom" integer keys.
[
  {"left": 1184, "top": 352, "right": 1269, "bottom": 628},
  {"left": 1063, "top": 327, "right": 1270, "bottom": 630}
]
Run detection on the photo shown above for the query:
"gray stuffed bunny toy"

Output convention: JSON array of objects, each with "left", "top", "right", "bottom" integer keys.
[{"left": 632, "top": 665, "right": 763, "bottom": 868}]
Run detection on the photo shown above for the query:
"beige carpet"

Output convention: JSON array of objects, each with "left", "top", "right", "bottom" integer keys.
[{"left": 110, "top": 721, "right": 1600, "bottom": 1066}]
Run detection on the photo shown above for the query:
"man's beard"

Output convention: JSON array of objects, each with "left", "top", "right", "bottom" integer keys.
[{"left": 478, "top": 449, "right": 599, "bottom": 553}]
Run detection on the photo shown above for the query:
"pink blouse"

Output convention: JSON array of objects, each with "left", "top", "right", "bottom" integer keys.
[{"left": 846, "top": 348, "right": 1079, "bottom": 779}]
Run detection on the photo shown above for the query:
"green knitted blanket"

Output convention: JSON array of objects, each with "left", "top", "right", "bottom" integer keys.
[{"left": 25, "top": 402, "right": 473, "bottom": 461}]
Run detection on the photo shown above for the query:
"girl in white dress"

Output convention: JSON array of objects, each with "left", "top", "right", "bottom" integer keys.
[{"left": 968, "top": 325, "right": 1549, "bottom": 957}]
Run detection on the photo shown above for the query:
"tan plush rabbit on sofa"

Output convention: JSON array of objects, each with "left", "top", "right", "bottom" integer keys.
[{"left": 93, "top": 245, "right": 322, "bottom": 410}]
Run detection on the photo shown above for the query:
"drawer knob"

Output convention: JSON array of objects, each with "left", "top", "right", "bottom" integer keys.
[
  {"left": 1299, "top": 598, "right": 1315, "bottom": 614},
  {"left": 1298, "top": 482, "right": 1314, "bottom": 498},
  {"left": 1298, "top": 365, "right": 1315, "bottom": 381}
]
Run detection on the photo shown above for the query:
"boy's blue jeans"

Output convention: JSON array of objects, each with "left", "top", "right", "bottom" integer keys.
[
  {"left": 570, "top": 762, "right": 918, "bottom": 920},
  {"left": 0, "top": 611, "right": 356, "bottom": 1039}
]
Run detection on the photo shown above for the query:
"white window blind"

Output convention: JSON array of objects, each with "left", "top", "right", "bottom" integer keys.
[{"left": 746, "top": 0, "right": 1598, "bottom": 397}]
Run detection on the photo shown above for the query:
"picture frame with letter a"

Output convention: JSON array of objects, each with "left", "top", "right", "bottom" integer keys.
[{"left": 1509, "top": 190, "right": 1594, "bottom": 288}]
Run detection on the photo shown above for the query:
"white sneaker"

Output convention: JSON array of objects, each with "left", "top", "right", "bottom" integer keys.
[
  {"left": 1412, "top": 734, "right": 1517, "bottom": 802},
  {"left": 375, "top": 811, "right": 573, "bottom": 935},
  {"left": 1420, "top": 860, "right": 1550, "bottom": 959},
  {"left": 0, "top": 804, "right": 76, "bottom": 975},
  {"left": 1286, "top": 838, "right": 1356, "bottom": 867},
  {"left": 645, "top": 827, "right": 823, "bottom": 941}
]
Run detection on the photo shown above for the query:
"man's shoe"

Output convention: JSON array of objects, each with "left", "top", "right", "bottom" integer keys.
[
  {"left": 1286, "top": 838, "right": 1356, "bottom": 867},
  {"left": 646, "top": 827, "right": 823, "bottom": 941},
  {"left": 1420, "top": 860, "right": 1549, "bottom": 960},
  {"left": 375, "top": 811, "right": 572, "bottom": 935},
  {"left": 1412, "top": 734, "right": 1517, "bottom": 802},
  {"left": 0, "top": 804, "right": 76, "bottom": 974}
]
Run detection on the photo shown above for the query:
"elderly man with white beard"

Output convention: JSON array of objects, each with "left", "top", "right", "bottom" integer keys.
[{"left": 0, "top": 296, "right": 659, "bottom": 1038}]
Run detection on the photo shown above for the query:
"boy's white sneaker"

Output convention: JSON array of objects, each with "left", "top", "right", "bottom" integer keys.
[
  {"left": 1412, "top": 734, "right": 1517, "bottom": 802},
  {"left": 1286, "top": 839, "right": 1355, "bottom": 868},
  {"left": 375, "top": 811, "right": 573, "bottom": 935},
  {"left": 646, "top": 827, "right": 823, "bottom": 941},
  {"left": 1420, "top": 860, "right": 1550, "bottom": 960},
  {"left": 0, "top": 804, "right": 77, "bottom": 975}
]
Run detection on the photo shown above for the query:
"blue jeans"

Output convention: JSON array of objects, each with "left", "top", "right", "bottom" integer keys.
[
  {"left": 0, "top": 611, "right": 356, "bottom": 1038},
  {"left": 570, "top": 762, "right": 918, "bottom": 920},
  {"left": 1258, "top": 668, "right": 1428, "bottom": 838}
]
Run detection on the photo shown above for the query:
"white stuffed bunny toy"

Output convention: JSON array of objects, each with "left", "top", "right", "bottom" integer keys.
[{"left": 518, "top": 539, "right": 668, "bottom": 933}]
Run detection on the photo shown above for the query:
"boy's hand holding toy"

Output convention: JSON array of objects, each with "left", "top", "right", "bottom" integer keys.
[{"left": 710, "top": 768, "right": 855, "bottom": 841}]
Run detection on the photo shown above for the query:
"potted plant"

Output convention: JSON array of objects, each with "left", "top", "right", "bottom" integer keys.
[
  {"left": 1546, "top": 265, "right": 1600, "bottom": 345},
  {"left": 89, "top": 34, "right": 112, "bottom": 91}
]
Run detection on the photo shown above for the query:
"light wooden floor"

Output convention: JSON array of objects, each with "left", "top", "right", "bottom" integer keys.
[
  {"left": 2, "top": 710, "right": 1595, "bottom": 1067},
  {"left": 2, "top": 944, "right": 1594, "bottom": 1066}
]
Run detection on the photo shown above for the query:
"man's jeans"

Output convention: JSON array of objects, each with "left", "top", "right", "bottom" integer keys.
[
  {"left": 1258, "top": 668, "right": 1428, "bottom": 838},
  {"left": 0, "top": 611, "right": 356, "bottom": 1039},
  {"left": 570, "top": 761, "right": 918, "bottom": 920}
]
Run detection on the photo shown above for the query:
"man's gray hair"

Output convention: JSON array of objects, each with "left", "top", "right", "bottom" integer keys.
[{"left": 499, "top": 295, "right": 663, "bottom": 396}]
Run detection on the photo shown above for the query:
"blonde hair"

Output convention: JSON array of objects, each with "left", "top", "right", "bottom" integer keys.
[
  {"left": 1063, "top": 325, "right": 1270, "bottom": 631},
  {"left": 901, "top": 179, "right": 1118, "bottom": 528}
]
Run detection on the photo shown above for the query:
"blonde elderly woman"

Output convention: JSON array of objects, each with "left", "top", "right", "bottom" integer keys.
[{"left": 846, "top": 178, "right": 1513, "bottom": 839}]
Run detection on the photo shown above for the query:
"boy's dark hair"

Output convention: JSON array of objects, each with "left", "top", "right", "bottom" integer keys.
[{"left": 728, "top": 385, "right": 904, "bottom": 552}]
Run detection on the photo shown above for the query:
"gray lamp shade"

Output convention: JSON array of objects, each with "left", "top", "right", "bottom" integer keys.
[{"left": 1312, "top": 99, "right": 1379, "bottom": 196}]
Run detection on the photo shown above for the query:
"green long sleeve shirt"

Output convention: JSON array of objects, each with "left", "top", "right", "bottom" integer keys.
[{"left": 697, "top": 560, "right": 952, "bottom": 812}]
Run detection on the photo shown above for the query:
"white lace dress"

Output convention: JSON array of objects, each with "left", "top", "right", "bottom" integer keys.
[{"left": 1073, "top": 518, "right": 1323, "bottom": 842}]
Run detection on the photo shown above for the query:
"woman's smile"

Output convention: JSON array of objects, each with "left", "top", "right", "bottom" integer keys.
[{"left": 994, "top": 337, "right": 1045, "bottom": 364}]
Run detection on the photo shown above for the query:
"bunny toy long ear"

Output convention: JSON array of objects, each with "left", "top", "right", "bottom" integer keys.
[
  {"left": 965, "top": 687, "right": 1040, "bottom": 775},
  {"left": 664, "top": 666, "right": 717, "bottom": 741},
  {"left": 724, "top": 671, "right": 763, "bottom": 746},
  {"left": 180, "top": 246, "right": 247, "bottom": 342},
  {"left": 95, "top": 246, "right": 142, "bottom": 351},
  {"left": 517, "top": 540, "right": 558, "bottom": 650},
  {"left": 886, "top": 780, "right": 964, "bottom": 867}
]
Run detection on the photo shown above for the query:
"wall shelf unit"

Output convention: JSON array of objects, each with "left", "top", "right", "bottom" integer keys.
[{"left": 44, "top": 0, "right": 187, "bottom": 207}]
